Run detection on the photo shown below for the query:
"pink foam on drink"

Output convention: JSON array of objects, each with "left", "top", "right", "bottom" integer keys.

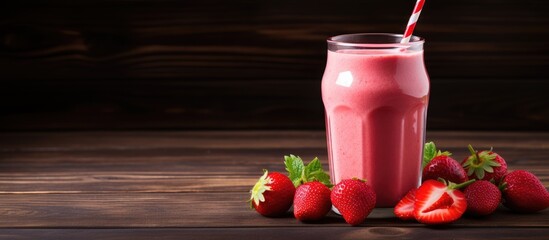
[{"left": 322, "top": 49, "right": 429, "bottom": 207}]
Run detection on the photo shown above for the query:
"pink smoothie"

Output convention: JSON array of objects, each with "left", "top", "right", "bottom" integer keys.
[{"left": 322, "top": 49, "right": 429, "bottom": 207}]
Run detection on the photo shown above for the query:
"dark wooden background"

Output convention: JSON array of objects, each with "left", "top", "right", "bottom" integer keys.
[{"left": 1, "top": 0, "right": 548, "bottom": 131}]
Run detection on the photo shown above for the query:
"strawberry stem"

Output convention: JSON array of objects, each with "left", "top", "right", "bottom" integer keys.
[
  {"left": 449, "top": 179, "right": 476, "bottom": 190},
  {"left": 498, "top": 181, "right": 507, "bottom": 192},
  {"left": 468, "top": 144, "right": 481, "bottom": 165}
]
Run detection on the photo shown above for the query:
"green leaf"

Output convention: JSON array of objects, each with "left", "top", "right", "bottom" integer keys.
[
  {"left": 475, "top": 168, "right": 485, "bottom": 180},
  {"left": 464, "top": 148, "right": 501, "bottom": 181},
  {"left": 438, "top": 150, "right": 452, "bottom": 157},
  {"left": 467, "top": 167, "right": 475, "bottom": 176},
  {"left": 311, "top": 170, "right": 333, "bottom": 188},
  {"left": 304, "top": 157, "right": 322, "bottom": 178},
  {"left": 482, "top": 165, "right": 494, "bottom": 173},
  {"left": 285, "top": 155, "right": 333, "bottom": 188},
  {"left": 423, "top": 142, "right": 437, "bottom": 168},
  {"left": 304, "top": 158, "right": 333, "bottom": 187},
  {"left": 284, "top": 155, "right": 304, "bottom": 187},
  {"left": 487, "top": 161, "right": 501, "bottom": 167}
]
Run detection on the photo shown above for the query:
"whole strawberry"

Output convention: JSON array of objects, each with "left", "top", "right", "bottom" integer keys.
[
  {"left": 331, "top": 178, "right": 376, "bottom": 226},
  {"left": 293, "top": 181, "right": 332, "bottom": 221},
  {"left": 422, "top": 142, "right": 468, "bottom": 184},
  {"left": 501, "top": 170, "right": 549, "bottom": 213},
  {"left": 464, "top": 180, "right": 501, "bottom": 216},
  {"left": 462, "top": 145, "right": 507, "bottom": 182},
  {"left": 249, "top": 170, "right": 295, "bottom": 217},
  {"left": 284, "top": 155, "right": 333, "bottom": 221}
]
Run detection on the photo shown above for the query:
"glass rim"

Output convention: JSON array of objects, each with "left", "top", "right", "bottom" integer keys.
[{"left": 327, "top": 33, "right": 425, "bottom": 48}]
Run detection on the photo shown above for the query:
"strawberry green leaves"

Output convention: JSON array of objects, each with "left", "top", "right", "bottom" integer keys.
[
  {"left": 463, "top": 144, "right": 500, "bottom": 180},
  {"left": 249, "top": 170, "right": 273, "bottom": 206},
  {"left": 423, "top": 142, "right": 437, "bottom": 168},
  {"left": 284, "top": 155, "right": 332, "bottom": 188},
  {"left": 284, "top": 155, "right": 304, "bottom": 186},
  {"left": 423, "top": 141, "right": 452, "bottom": 168},
  {"left": 304, "top": 158, "right": 332, "bottom": 187}
]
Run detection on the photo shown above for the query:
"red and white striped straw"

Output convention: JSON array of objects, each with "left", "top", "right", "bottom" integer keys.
[{"left": 401, "top": 0, "right": 426, "bottom": 44}]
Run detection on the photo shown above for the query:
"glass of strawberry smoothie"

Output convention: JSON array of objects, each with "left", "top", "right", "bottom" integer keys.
[{"left": 321, "top": 33, "right": 429, "bottom": 207}]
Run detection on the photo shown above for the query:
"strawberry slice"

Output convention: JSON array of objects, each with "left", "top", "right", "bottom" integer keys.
[
  {"left": 413, "top": 179, "right": 472, "bottom": 225},
  {"left": 394, "top": 188, "right": 417, "bottom": 220}
]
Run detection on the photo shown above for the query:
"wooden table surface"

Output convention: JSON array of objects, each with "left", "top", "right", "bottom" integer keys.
[{"left": 1, "top": 131, "right": 548, "bottom": 239}]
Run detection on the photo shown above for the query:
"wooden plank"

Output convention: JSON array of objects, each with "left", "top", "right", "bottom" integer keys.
[
  {"left": 1, "top": 0, "right": 549, "bottom": 131},
  {"left": 0, "top": 154, "right": 547, "bottom": 194},
  {"left": 0, "top": 131, "right": 547, "bottom": 233},
  {"left": 1, "top": 227, "right": 549, "bottom": 240},
  {"left": 0, "top": 192, "right": 547, "bottom": 228},
  {"left": 0, "top": 131, "right": 328, "bottom": 151},
  {"left": 1, "top": 131, "right": 548, "bottom": 151},
  {"left": 0, "top": 174, "right": 257, "bottom": 194},
  {"left": 0, "top": 131, "right": 548, "bottom": 194},
  {"left": 2, "top": 0, "right": 548, "bottom": 79},
  {"left": 1, "top": 80, "right": 548, "bottom": 131},
  {"left": 0, "top": 150, "right": 304, "bottom": 174},
  {"left": 0, "top": 147, "right": 548, "bottom": 193}
]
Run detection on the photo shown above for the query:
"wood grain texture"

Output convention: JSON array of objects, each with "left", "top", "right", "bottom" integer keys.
[
  {"left": 1, "top": 131, "right": 548, "bottom": 151},
  {"left": 0, "top": 130, "right": 548, "bottom": 238},
  {"left": 0, "top": 148, "right": 548, "bottom": 194},
  {"left": 2, "top": 228, "right": 549, "bottom": 240},
  {"left": 0, "top": 131, "right": 548, "bottom": 193},
  {"left": 1, "top": 0, "right": 548, "bottom": 130},
  {"left": 1, "top": 193, "right": 548, "bottom": 228}
]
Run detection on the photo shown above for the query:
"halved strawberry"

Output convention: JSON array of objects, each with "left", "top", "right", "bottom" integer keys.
[
  {"left": 413, "top": 179, "right": 473, "bottom": 225},
  {"left": 394, "top": 188, "right": 417, "bottom": 220}
]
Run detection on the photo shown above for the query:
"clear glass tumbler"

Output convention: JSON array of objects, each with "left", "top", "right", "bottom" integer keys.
[{"left": 321, "top": 33, "right": 429, "bottom": 207}]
